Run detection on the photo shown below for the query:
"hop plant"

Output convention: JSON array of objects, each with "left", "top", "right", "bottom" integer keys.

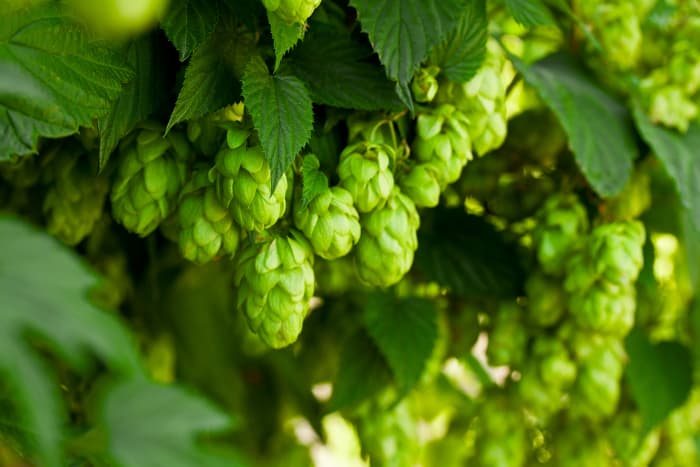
[
  {"left": 337, "top": 141, "right": 395, "bottom": 213},
  {"left": 411, "top": 65, "right": 440, "bottom": 103},
  {"left": 294, "top": 186, "right": 361, "bottom": 260},
  {"left": 397, "top": 162, "right": 442, "bottom": 208},
  {"left": 111, "top": 123, "right": 190, "bottom": 236},
  {"left": 43, "top": 144, "right": 109, "bottom": 246},
  {"left": 412, "top": 104, "right": 473, "bottom": 187},
  {"left": 355, "top": 187, "right": 419, "bottom": 287},
  {"left": 525, "top": 272, "right": 567, "bottom": 327},
  {"left": 234, "top": 231, "right": 315, "bottom": 348},
  {"left": 261, "top": 0, "right": 321, "bottom": 24},
  {"left": 486, "top": 302, "right": 529, "bottom": 368},
  {"left": 211, "top": 128, "right": 287, "bottom": 232},
  {"left": 473, "top": 394, "right": 529, "bottom": 467},
  {"left": 177, "top": 169, "right": 241, "bottom": 264}
]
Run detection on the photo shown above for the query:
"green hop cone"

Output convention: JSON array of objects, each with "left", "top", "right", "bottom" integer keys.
[
  {"left": 584, "top": 2, "right": 642, "bottom": 69},
  {"left": 411, "top": 66, "right": 440, "bottom": 103},
  {"left": 355, "top": 187, "right": 419, "bottom": 287},
  {"left": 43, "top": 145, "right": 109, "bottom": 246},
  {"left": 398, "top": 162, "right": 442, "bottom": 208},
  {"left": 486, "top": 302, "right": 528, "bottom": 368},
  {"left": 412, "top": 104, "right": 473, "bottom": 187},
  {"left": 525, "top": 272, "right": 567, "bottom": 327},
  {"left": 262, "top": 0, "right": 321, "bottom": 24},
  {"left": 294, "top": 186, "right": 361, "bottom": 260},
  {"left": 234, "top": 230, "right": 315, "bottom": 348},
  {"left": 211, "top": 128, "right": 287, "bottom": 232},
  {"left": 569, "top": 281, "right": 636, "bottom": 336},
  {"left": 337, "top": 141, "right": 395, "bottom": 213},
  {"left": 111, "top": 123, "right": 190, "bottom": 236},
  {"left": 177, "top": 169, "right": 241, "bottom": 264},
  {"left": 532, "top": 193, "right": 589, "bottom": 275}
]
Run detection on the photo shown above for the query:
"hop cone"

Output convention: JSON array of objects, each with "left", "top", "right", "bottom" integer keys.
[
  {"left": 411, "top": 66, "right": 440, "bottom": 103},
  {"left": 355, "top": 187, "right": 419, "bottom": 287},
  {"left": 294, "top": 186, "right": 361, "bottom": 259},
  {"left": 234, "top": 231, "right": 315, "bottom": 348},
  {"left": 43, "top": 145, "right": 109, "bottom": 245},
  {"left": 486, "top": 302, "right": 528, "bottom": 368},
  {"left": 337, "top": 141, "right": 395, "bottom": 213},
  {"left": 532, "top": 193, "right": 589, "bottom": 275},
  {"left": 211, "top": 128, "right": 287, "bottom": 232},
  {"left": 178, "top": 169, "right": 241, "bottom": 264},
  {"left": 398, "top": 163, "right": 442, "bottom": 208},
  {"left": 262, "top": 0, "right": 321, "bottom": 24},
  {"left": 571, "top": 337, "right": 626, "bottom": 419},
  {"left": 412, "top": 104, "right": 473, "bottom": 187},
  {"left": 111, "top": 123, "right": 190, "bottom": 236},
  {"left": 525, "top": 272, "right": 567, "bottom": 327}
]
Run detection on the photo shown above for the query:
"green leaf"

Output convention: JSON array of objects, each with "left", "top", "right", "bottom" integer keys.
[
  {"left": 242, "top": 56, "right": 313, "bottom": 189},
  {"left": 0, "top": 216, "right": 141, "bottom": 467},
  {"left": 349, "top": 0, "right": 465, "bottom": 111},
  {"left": 287, "top": 27, "right": 402, "bottom": 110},
  {"left": 99, "top": 37, "right": 166, "bottom": 169},
  {"left": 329, "top": 331, "right": 392, "bottom": 410},
  {"left": 0, "top": 4, "right": 133, "bottom": 159},
  {"left": 633, "top": 106, "right": 700, "bottom": 231},
  {"left": 101, "top": 379, "right": 244, "bottom": 467},
  {"left": 430, "top": 0, "right": 487, "bottom": 83},
  {"left": 364, "top": 294, "right": 438, "bottom": 393},
  {"left": 300, "top": 154, "right": 329, "bottom": 210},
  {"left": 625, "top": 328, "right": 693, "bottom": 432},
  {"left": 161, "top": 0, "right": 219, "bottom": 61},
  {"left": 512, "top": 52, "right": 636, "bottom": 196},
  {"left": 505, "top": 0, "right": 554, "bottom": 26},
  {"left": 167, "top": 25, "right": 253, "bottom": 132},
  {"left": 268, "top": 11, "right": 305, "bottom": 72},
  {"left": 416, "top": 208, "right": 524, "bottom": 298}
]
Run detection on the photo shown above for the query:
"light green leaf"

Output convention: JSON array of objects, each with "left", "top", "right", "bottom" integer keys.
[
  {"left": 633, "top": 106, "right": 700, "bottom": 230},
  {"left": 430, "top": 0, "right": 487, "bottom": 83},
  {"left": 349, "top": 0, "right": 465, "bottom": 111},
  {"left": 167, "top": 25, "right": 253, "bottom": 132},
  {"left": 300, "top": 154, "right": 329, "bottom": 210},
  {"left": 287, "top": 27, "right": 403, "bottom": 110},
  {"left": 161, "top": 0, "right": 219, "bottom": 61},
  {"left": 242, "top": 56, "right": 313, "bottom": 189},
  {"left": 329, "top": 331, "right": 392, "bottom": 410},
  {"left": 0, "top": 4, "right": 133, "bottom": 159},
  {"left": 268, "top": 11, "right": 304, "bottom": 72},
  {"left": 505, "top": 0, "right": 554, "bottom": 26},
  {"left": 512, "top": 52, "right": 636, "bottom": 196},
  {"left": 101, "top": 379, "right": 244, "bottom": 467},
  {"left": 99, "top": 37, "right": 166, "bottom": 169},
  {"left": 625, "top": 328, "right": 693, "bottom": 432},
  {"left": 364, "top": 293, "right": 438, "bottom": 393},
  {"left": 0, "top": 216, "right": 141, "bottom": 467}
]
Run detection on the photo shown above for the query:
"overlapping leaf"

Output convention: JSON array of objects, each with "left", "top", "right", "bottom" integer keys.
[{"left": 161, "top": 0, "right": 220, "bottom": 61}]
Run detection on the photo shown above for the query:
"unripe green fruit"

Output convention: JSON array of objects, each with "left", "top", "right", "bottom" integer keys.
[
  {"left": 486, "top": 302, "right": 528, "bottom": 368},
  {"left": 355, "top": 187, "right": 419, "bottom": 287},
  {"left": 177, "top": 170, "right": 241, "bottom": 264},
  {"left": 569, "top": 281, "right": 636, "bottom": 336},
  {"left": 234, "top": 231, "right": 315, "bottom": 348},
  {"left": 412, "top": 104, "right": 473, "bottom": 187},
  {"left": 398, "top": 163, "right": 442, "bottom": 208},
  {"left": 337, "top": 142, "right": 395, "bottom": 213},
  {"left": 411, "top": 66, "right": 440, "bottom": 103},
  {"left": 111, "top": 123, "right": 190, "bottom": 236},
  {"left": 525, "top": 272, "right": 567, "bottom": 326},
  {"left": 532, "top": 193, "right": 589, "bottom": 275},
  {"left": 294, "top": 186, "right": 361, "bottom": 259},
  {"left": 588, "top": 220, "right": 645, "bottom": 286},
  {"left": 211, "top": 130, "right": 287, "bottom": 232},
  {"left": 262, "top": 0, "right": 321, "bottom": 24}
]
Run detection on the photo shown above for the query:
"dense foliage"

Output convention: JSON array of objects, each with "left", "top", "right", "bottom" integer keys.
[{"left": 1, "top": 0, "right": 700, "bottom": 466}]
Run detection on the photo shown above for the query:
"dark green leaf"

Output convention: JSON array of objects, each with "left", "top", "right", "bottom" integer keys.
[
  {"left": 505, "top": 0, "right": 554, "bottom": 26},
  {"left": 625, "top": 328, "right": 693, "bottom": 432},
  {"left": 349, "top": 0, "right": 465, "bottom": 110},
  {"left": 101, "top": 379, "right": 244, "bottom": 467},
  {"left": 0, "top": 4, "right": 133, "bottom": 159},
  {"left": 0, "top": 217, "right": 141, "bottom": 467},
  {"left": 430, "top": 0, "right": 487, "bottom": 82},
  {"left": 161, "top": 0, "right": 219, "bottom": 61},
  {"left": 512, "top": 52, "right": 636, "bottom": 196},
  {"left": 287, "top": 28, "right": 403, "bottom": 110},
  {"left": 99, "top": 37, "right": 166, "bottom": 168},
  {"left": 242, "top": 56, "right": 313, "bottom": 189},
  {"left": 416, "top": 208, "right": 524, "bottom": 298},
  {"left": 300, "top": 154, "right": 329, "bottom": 210},
  {"left": 268, "top": 11, "right": 305, "bottom": 72},
  {"left": 633, "top": 106, "right": 700, "bottom": 231},
  {"left": 364, "top": 294, "right": 438, "bottom": 392},
  {"left": 329, "top": 331, "right": 392, "bottom": 410}
]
